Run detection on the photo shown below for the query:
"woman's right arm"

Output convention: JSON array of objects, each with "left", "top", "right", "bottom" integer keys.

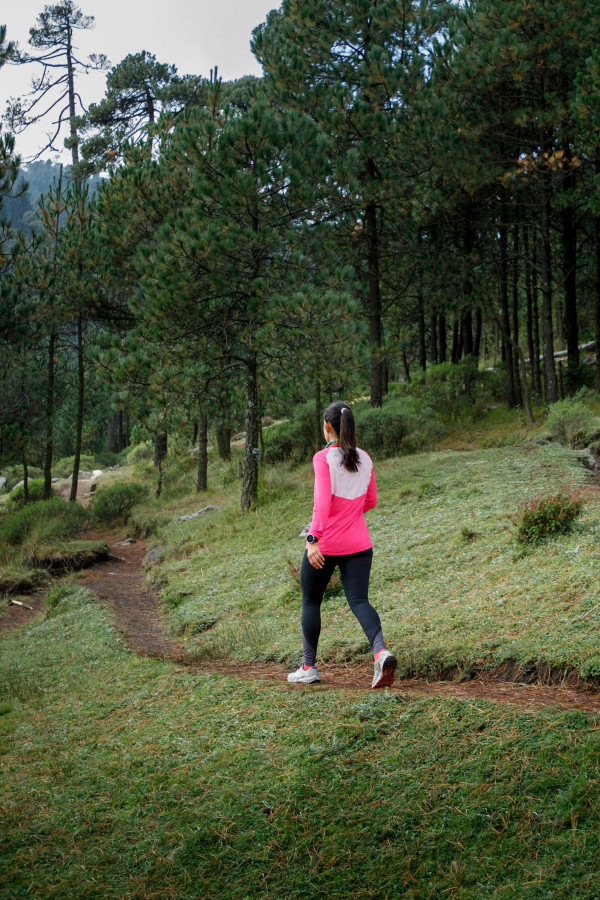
[{"left": 363, "top": 466, "right": 377, "bottom": 512}]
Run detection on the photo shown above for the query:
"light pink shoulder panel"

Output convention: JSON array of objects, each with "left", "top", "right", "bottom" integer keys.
[{"left": 327, "top": 447, "right": 372, "bottom": 499}]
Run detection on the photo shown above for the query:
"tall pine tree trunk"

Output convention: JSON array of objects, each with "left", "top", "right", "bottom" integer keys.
[
  {"left": 473, "top": 307, "right": 482, "bottom": 360},
  {"left": 562, "top": 144, "right": 579, "bottom": 393},
  {"left": 154, "top": 429, "right": 168, "bottom": 498},
  {"left": 418, "top": 291, "right": 426, "bottom": 371},
  {"left": 430, "top": 313, "right": 438, "bottom": 364},
  {"left": 500, "top": 200, "right": 516, "bottom": 407},
  {"left": 540, "top": 150, "right": 558, "bottom": 403},
  {"left": 438, "top": 313, "right": 447, "bottom": 363},
  {"left": 241, "top": 351, "right": 259, "bottom": 511},
  {"left": 365, "top": 162, "right": 383, "bottom": 407},
  {"left": 21, "top": 442, "right": 29, "bottom": 504},
  {"left": 43, "top": 327, "right": 56, "bottom": 500},
  {"left": 196, "top": 411, "right": 208, "bottom": 492},
  {"left": 70, "top": 315, "right": 84, "bottom": 502},
  {"left": 314, "top": 379, "right": 322, "bottom": 452},
  {"left": 462, "top": 218, "right": 474, "bottom": 356},
  {"left": 512, "top": 224, "right": 523, "bottom": 407},
  {"left": 595, "top": 151, "right": 600, "bottom": 394}
]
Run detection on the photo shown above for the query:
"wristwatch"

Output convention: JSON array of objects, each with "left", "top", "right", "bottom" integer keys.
[{"left": 306, "top": 534, "right": 318, "bottom": 544}]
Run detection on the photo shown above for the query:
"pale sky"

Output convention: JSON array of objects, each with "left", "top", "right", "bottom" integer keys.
[{"left": 0, "top": 0, "right": 277, "bottom": 162}]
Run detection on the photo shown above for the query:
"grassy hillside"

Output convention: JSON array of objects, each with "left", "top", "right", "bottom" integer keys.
[
  {"left": 2, "top": 588, "right": 600, "bottom": 899},
  {"left": 3, "top": 412, "right": 600, "bottom": 897},
  {"left": 132, "top": 440, "right": 599, "bottom": 683}
]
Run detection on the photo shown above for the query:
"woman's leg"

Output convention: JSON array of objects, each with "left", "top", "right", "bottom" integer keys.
[
  {"left": 300, "top": 550, "right": 337, "bottom": 667},
  {"left": 338, "top": 549, "right": 386, "bottom": 655}
]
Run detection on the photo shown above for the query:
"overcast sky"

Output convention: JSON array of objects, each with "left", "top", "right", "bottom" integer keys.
[{"left": 1, "top": 0, "right": 277, "bottom": 162}]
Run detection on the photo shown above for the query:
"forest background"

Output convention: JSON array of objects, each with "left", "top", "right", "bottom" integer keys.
[{"left": 2, "top": 0, "right": 600, "bottom": 512}]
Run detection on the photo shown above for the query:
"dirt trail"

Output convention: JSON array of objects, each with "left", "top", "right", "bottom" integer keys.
[
  {"left": 4, "top": 527, "right": 600, "bottom": 713},
  {"left": 76, "top": 530, "right": 600, "bottom": 713}
]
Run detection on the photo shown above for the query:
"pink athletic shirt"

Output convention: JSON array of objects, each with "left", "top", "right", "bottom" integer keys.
[{"left": 306, "top": 445, "right": 377, "bottom": 555}]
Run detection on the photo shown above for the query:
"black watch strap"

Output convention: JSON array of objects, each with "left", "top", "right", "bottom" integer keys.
[{"left": 307, "top": 534, "right": 318, "bottom": 543}]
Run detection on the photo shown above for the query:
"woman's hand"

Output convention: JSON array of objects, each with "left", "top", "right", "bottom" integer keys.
[{"left": 307, "top": 542, "right": 325, "bottom": 569}]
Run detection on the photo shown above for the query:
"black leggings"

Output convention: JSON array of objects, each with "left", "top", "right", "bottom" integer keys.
[{"left": 300, "top": 547, "right": 385, "bottom": 667}]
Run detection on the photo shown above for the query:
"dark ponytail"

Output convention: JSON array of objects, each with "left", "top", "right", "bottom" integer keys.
[{"left": 324, "top": 401, "right": 360, "bottom": 472}]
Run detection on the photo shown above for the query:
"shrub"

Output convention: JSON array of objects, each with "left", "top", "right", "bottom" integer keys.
[
  {"left": 126, "top": 441, "right": 154, "bottom": 465},
  {"left": 516, "top": 490, "right": 584, "bottom": 546},
  {"left": 92, "top": 482, "right": 147, "bottom": 523},
  {"left": 0, "top": 497, "right": 89, "bottom": 546},
  {"left": 355, "top": 396, "right": 444, "bottom": 456},
  {"left": 545, "top": 398, "right": 599, "bottom": 448},
  {"left": 53, "top": 455, "right": 96, "bottom": 479},
  {"left": 0, "top": 465, "right": 43, "bottom": 493},
  {"left": 6, "top": 478, "right": 54, "bottom": 511},
  {"left": 403, "top": 358, "right": 506, "bottom": 422},
  {"left": 262, "top": 400, "right": 318, "bottom": 465}
]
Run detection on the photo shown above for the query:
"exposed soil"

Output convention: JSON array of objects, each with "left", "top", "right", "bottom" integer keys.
[{"left": 5, "top": 521, "right": 600, "bottom": 713}]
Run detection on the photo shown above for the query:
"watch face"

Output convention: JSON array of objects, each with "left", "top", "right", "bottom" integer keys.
[{"left": 307, "top": 534, "right": 316, "bottom": 543}]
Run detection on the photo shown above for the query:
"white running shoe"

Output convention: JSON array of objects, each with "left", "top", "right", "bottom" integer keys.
[
  {"left": 287, "top": 664, "right": 320, "bottom": 684},
  {"left": 371, "top": 650, "right": 397, "bottom": 689}
]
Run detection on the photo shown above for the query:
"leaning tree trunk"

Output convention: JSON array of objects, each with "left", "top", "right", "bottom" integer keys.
[
  {"left": 241, "top": 351, "right": 259, "bottom": 512},
  {"left": 43, "top": 327, "right": 56, "bottom": 500},
  {"left": 196, "top": 411, "right": 208, "bottom": 492},
  {"left": 70, "top": 314, "right": 85, "bottom": 502}
]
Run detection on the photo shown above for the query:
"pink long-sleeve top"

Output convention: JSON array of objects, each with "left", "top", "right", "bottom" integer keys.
[{"left": 306, "top": 445, "right": 377, "bottom": 556}]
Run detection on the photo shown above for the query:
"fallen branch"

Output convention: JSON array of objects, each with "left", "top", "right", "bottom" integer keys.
[{"left": 9, "top": 599, "right": 34, "bottom": 611}]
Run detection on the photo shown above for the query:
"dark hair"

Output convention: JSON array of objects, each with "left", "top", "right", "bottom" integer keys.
[{"left": 324, "top": 401, "right": 360, "bottom": 472}]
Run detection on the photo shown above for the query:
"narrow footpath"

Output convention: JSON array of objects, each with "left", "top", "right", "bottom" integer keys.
[{"left": 4, "top": 527, "right": 600, "bottom": 713}]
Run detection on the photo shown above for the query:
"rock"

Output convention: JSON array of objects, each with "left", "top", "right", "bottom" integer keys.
[
  {"left": 142, "top": 545, "right": 165, "bottom": 567},
  {"left": 0, "top": 476, "right": 7, "bottom": 491},
  {"left": 90, "top": 483, "right": 97, "bottom": 493},
  {"left": 299, "top": 523, "right": 311, "bottom": 537},
  {"left": 116, "top": 537, "right": 137, "bottom": 545},
  {"left": 90, "top": 469, "right": 103, "bottom": 481},
  {"left": 536, "top": 438, "right": 551, "bottom": 446},
  {"left": 176, "top": 505, "right": 219, "bottom": 523},
  {"left": 51, "top": 477, "right": 60, "bottom": 483},
  {"left": 78, "top": 470, "right": 93, "bottom": 478},
  {"left": 573, "top": 449, "right": 597, "bottom": 469}
]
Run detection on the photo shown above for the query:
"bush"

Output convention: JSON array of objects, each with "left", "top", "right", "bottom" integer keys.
[
  {"left": 53, "top": 455, "right": 96, "bottom": 479},
  {"left": 403, "top": 359, "right": 507, "bottom": 422},
  {"left": 92, "top": 481, "right": 147, "bottom": 523},
  {"left": 262, "top": 400, "right": 318, "bottom": 465},
  {"left": 6, "top": 478, "right": 54, "bottom": 511},
  {"left": 355, "top": 396, "right": 444, "bottom": 456},
  {"left": 0, "top": 497, "right": 89, "bottom": 546},
  {"left": 0, "top": 465, "right": 43, "bottom": 493},
  {"left": 546, "top": 398, "right": 599, "bottom": 449},
  {"left": 126, "top": 441, "right": 154, "bottom": 465},
  {"left": 516, "top": 490, "right": 584, "bottom": 546}
]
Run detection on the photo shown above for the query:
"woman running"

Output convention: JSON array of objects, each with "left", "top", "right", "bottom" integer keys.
[{"left": 287, "top": 401, "right": 397, "bottom": 689}]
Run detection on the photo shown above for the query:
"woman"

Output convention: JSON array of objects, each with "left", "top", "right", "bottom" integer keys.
[{"left": 287, "top": 401, "right": 397, "bottom": 689}]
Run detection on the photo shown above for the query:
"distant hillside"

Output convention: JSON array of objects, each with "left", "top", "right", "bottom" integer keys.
[{"left": 1, "top": 159, "right": 103, "bottom": 232}]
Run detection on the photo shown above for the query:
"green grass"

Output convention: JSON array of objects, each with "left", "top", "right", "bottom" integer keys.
[
  {"left": 144, "top": 442, "right": 600, "bottom": 681},
  {"left": 2, "top": 589, "right": 600, "bottom": 898}
]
